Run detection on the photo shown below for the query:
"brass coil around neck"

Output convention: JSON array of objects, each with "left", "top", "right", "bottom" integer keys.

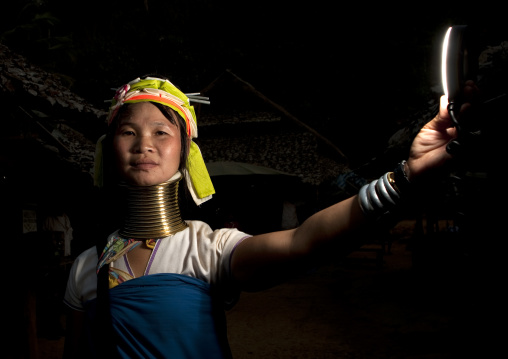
[{"left": 117, "top": 173, "right": 188, "bottom": 239}]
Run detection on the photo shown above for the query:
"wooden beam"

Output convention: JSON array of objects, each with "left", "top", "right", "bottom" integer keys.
[{"left": 222, "top": 70, "right": 349, "bottom": 165}]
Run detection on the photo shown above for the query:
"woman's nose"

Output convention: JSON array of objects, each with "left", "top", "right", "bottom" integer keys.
[{"left": 134, "top": 135, "right": 154, "bottom": 153}]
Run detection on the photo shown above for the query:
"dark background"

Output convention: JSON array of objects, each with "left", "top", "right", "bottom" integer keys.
[
  {"left": 1, "top": 0, "right": 506, "bottom": 164},
  {"left": 2, "top": 2, "right": 507, "bottom": 358}
]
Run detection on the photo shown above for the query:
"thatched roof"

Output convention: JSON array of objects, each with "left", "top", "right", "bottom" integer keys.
[
  {"left": 0, "top": 44, "right": 106, "bottom": 118},
  {"left": 1, "top": 43, "right": 106, "bottom": 185}
]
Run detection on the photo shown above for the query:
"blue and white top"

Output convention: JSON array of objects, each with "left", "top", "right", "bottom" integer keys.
[{"left": 64, "top": 220, "right": 250, "bottom": 358}]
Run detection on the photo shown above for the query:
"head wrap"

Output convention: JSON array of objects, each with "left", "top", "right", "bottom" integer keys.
[{"left": 94, "top": 76, "right": 215, "bottom": 205}]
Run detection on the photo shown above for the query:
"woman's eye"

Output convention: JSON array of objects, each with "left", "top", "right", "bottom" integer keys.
[
  {"left": 120, "top": 130, "right": 135, "bottom": 136},
  {"left": 156, "top": 131, "right": 168, "bottom": 136}
]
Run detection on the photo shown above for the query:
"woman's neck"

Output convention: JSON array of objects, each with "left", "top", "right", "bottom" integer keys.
[{"left": 117, "top": 172, "right": 188, "bottom": 239}]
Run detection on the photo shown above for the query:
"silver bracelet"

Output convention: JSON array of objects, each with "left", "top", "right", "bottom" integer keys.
[{"left": 358, "top": 169, "right": 407, "bottom": 221}]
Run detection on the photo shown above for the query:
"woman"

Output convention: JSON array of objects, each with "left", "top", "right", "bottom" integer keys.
[{"left": 63, "top": 75, "right": 477, "bottom": 358}]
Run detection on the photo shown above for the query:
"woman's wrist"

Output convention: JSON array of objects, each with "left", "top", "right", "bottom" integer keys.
[
  {"left": 392, "top": 160, "right": 411, "bottom": 192},
  {"left": 358, "top": 161, "right": 412, "bottom": 222}
]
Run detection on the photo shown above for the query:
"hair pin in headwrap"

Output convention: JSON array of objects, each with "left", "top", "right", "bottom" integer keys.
[
  {"left": 185, "top": 93, "right": 210, "bottom": 105},
  {"left": 105, "top": 89, "right": 210, "bottom": 104}
]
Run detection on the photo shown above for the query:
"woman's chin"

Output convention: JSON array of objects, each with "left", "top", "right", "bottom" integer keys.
[
  {"left": 123, "top": 173, "right": 175, "bottom": 187},
  {"left": 124, "top": 176, "right": 161, "bottom": 187}
]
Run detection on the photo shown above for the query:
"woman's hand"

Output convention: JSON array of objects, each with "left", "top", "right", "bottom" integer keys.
[{"left": 406, "top": 81, "right": 479, "bottom": 183}]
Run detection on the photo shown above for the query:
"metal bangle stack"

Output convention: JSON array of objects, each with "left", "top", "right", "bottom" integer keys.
[{"left": 358, "top": 161, "right": 411, "bottom": 221}]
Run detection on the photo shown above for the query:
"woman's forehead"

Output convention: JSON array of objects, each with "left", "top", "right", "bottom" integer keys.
[{"left": 117, "top": 102, "right": 179, "bottom": 126}]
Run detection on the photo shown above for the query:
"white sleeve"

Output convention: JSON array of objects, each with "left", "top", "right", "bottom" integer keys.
[
  {"left": 209, "top": 226, "right": 250, "bottom": 309},
  {"left": 63, "top": 246, "right": 98, "bottom": 311},
  {"left": 212, "top": 227, "right": 250, "bottom": 283}
]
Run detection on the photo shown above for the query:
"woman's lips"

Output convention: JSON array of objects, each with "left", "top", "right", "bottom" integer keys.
[{"left": 132, "top": 160, "right": 157, "bottom": 170}]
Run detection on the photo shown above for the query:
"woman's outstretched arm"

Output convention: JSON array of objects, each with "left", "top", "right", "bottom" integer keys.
[{"left": 231, "top": 83, "right": 479, "bottom": 292}]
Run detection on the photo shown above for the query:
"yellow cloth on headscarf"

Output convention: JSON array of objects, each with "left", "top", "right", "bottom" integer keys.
[{"left": 186, "top": 141, "right": 215, "bottom": 201}]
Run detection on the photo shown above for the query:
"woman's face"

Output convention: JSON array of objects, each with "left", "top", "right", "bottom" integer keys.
[{"left": 112, "top": 102, "right": 182, "bottom": 186}]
